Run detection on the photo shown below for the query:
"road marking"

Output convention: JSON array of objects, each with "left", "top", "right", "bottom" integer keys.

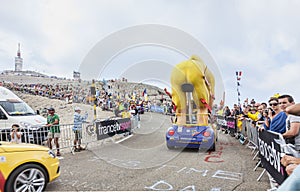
[
  {"left": 212, "top": 170, "right": 243, "bottom": 181},
  {"left": 115, "top": 134, "right": 133, "bottom": 143},
  {"left": 145, "top": 180, "right": 173, "bottom": 191}
]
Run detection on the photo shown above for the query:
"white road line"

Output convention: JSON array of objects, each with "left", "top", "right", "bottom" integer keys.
[{"left": 115, "top": 134, "right": 133, "bottom": 144}]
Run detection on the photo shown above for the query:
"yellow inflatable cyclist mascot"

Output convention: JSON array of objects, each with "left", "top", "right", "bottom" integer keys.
[{"left": 165, "top": 55, "right": 215, "bottom": 125}]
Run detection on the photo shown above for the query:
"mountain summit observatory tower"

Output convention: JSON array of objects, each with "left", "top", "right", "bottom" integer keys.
[{"left": 15, "top": 43, "right": 23, "bottom": 71}]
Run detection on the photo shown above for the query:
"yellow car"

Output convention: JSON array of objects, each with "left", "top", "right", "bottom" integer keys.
[{"left": 0, "top": 141, "right": 60, "bottom": 192}]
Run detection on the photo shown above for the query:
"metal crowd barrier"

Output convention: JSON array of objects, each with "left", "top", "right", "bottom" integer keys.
[
  {"left": 0, "top": 116, "right": 140, "bottom": 154},
  {"left": 215, "top": 115, "right": 237, "bottom": 136},
  {"left": 245, "top": 120, "right": 259, "bottom": 152},
  {"left": 0, "top": 126, "right": 50, "bottom": 145},
  {"left": 240, "top": 119, "right": 248, "bottom": 137},
  {"left": 149, "top": 105, "right": 165, "bottom": 114},
  {"left": 217, "top": 116, "right": 285, "bottom": 191},
  {"left": 215, "top": 116, "right": 260, "bottom": 160}
]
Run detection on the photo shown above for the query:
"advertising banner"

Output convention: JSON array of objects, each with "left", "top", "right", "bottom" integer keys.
[
  {"left": 226, "top": 116, "right": 237, "bottom": 133},
  {"left": 258, "top": 130, "right": 288, "bottom": 184},
  {"left": 216, "top": 115, "right": 227, "bottom": 130},
  {"left": 150, "top": 105, "right": 164, "bottom": 113},
  {"left": 96, "top": 118, "right": 131, "bottom": 140}
]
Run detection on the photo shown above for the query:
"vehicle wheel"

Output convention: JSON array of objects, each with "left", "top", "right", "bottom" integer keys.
[
  {"left": 208, "top": 142, "right": 216, "bottom": 151},
  {"left": 5, "top": 163, "right": 48, "bottom": 192},
  {"left": 167, "top": 144, "right": 175, "bottom": 150}
]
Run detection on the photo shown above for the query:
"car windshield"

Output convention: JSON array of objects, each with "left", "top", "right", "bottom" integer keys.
[{"left": 0, "top": 99, "right": 35, "bottom": 116}]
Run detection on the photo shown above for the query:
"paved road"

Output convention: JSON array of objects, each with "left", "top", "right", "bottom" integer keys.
[{"left": 46, "top": 112, "right": 270, "bottom": 191}]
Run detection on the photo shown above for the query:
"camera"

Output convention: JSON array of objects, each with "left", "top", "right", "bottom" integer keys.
[{"left": 268, "top": 107, "right": 275, "bottom": 115}]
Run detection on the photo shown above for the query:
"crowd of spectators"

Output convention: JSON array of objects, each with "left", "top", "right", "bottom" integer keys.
[
  {"left": 214, "top": 94, "right": 300, "bottom": 190},
  {"left": 0, "top": 79, "right": 169, "bottom": 117}
]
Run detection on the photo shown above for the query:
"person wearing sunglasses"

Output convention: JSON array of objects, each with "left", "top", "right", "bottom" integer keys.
[{"left": 264, "top": 97, "right": 287, "bottom": 134}]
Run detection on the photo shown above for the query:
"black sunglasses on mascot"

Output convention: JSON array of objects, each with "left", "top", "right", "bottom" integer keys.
[{"left": 269, "top": 103, "right": 278, "bottom": 106}]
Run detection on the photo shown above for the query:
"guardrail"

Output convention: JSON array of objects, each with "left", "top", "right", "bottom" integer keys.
[
  {"left": 215, "top": 115, "right": 298, "bottom": 189},
  {"left": 0, "top": 116, "right": 140, "bottom": 154},
  {"left": 150, "top": 105, "right": 165, "bottom": 114}
]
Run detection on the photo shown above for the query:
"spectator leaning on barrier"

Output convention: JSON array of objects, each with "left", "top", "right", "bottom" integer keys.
[
  {"left": 242, "top": 104, "right": 251, "bottom": 118},
  {"left": 223, "top": 106, "right": 231, "bottom": 117},
  {"left": 256, "top": 104, "right": 265, "bottom": 122},
  {"left": 261, "top": 102, "right": 268, "bottom": 111},
  {"left": 286, "top": 103, "right": 300, "bottom": 116},
  {"left": 46, "top": 107, "right": 61, "bottom": 156},
  {"left": 262, "top": 97, "right": 287, "bottom": 134},
  {"left": 216, "top": 105, "right": 223, "bottom": 115},
  {"left": 231, "top": 104, "right": 241, "bottom": 117},
  {"left": 277, "top": 154, "right": 300, "bottom": 190},
  {"left": 261, "top": 106, "right": 271, "bottom": 130},
  {"left": 285, "top": 102, "right": 300, "bottom": 153},
  {"left": 10, "top": 124, "right": 21, "bottom": 144},
  {"left": 278, "top": 95, "right": 300, "bottom": 151},
  {"left": 247, "top": 107, "right": 262, "bottom": 122},
  {"left": 73, "top": 107, "right": 88, "bottom": 152}
]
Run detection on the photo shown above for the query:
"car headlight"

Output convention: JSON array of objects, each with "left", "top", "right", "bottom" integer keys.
[{"left": 48, "top": 150, "right": 56, "bottom": 158}]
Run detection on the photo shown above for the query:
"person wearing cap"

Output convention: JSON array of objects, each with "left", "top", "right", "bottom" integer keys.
[
  {"left": 247, "top": 107, "right": 262, "bottom": 122},
  {"left": 46, "top": 107, "right": 61, "bottom": 156},
  {"left": 73, "top": 106, "right": 88, "bottom": 152}
]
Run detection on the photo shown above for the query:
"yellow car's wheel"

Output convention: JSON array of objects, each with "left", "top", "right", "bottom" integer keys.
[{"left": 6, "top": 163, "right": 48, "bottom": 192}]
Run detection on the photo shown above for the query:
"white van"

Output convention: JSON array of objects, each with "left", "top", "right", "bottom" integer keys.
[{"left": 0, "top": 86, "right": 47, "bottom": 143}]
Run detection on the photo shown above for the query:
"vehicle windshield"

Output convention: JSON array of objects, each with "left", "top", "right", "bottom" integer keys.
[{"left": 0, "top": 99, "right": 36, "bottom": 116}]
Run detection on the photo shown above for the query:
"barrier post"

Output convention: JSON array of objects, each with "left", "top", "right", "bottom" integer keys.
[{"left": 90, "top": 79, "right": 97, "bottom": 120}]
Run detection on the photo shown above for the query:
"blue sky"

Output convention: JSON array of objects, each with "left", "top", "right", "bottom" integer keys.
[{"left": 1, "top": 0, "right": 300, "bottom": 107}]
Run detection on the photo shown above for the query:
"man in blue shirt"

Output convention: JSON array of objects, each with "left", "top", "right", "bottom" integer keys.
[{"left": 73, "top": 107, "right": 88, "bottom": 152}]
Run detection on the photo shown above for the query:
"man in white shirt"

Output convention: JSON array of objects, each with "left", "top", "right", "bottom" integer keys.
[{"left": 279, "top": 95, "right": 300, "bottom": 152}]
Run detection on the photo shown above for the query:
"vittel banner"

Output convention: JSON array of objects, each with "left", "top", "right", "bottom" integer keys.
[
  {"left": 216, "top": 116, "right": 236, "bottom": 132},
  {"left": 96, "top": 118, "right": 132, "bottom": 140},
  {"left": 226, "top": 117, "right": 236, "bottom": 131}
]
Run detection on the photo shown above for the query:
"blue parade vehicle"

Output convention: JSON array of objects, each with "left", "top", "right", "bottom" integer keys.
[{"left": 166, "top": 84, "right": 217, "bottom": 151}]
